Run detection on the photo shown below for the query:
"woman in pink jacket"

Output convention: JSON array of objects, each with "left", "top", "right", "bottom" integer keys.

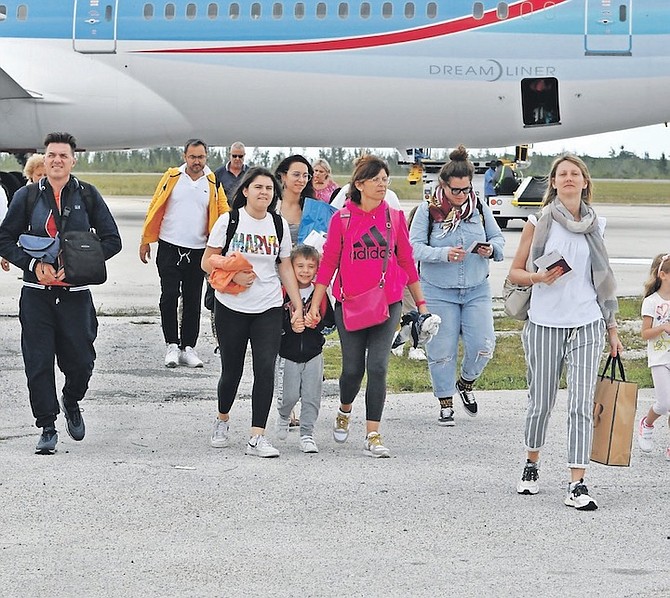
[{"left": 306, "top": 156, "right": 430, "bottom": 457}]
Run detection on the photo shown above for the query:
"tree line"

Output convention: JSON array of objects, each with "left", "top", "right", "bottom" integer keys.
[{"left": 1, "top": 146, "right": 668, "bottom": 179}]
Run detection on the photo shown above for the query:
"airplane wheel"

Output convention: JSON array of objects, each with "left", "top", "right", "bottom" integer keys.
[{"left": 495, "top": 217, "right": 508, "bottom": 229}]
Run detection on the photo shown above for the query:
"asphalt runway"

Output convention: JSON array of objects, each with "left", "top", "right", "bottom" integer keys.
[{"left": 1, "top": 198, "right": 669, "bottom": 597}]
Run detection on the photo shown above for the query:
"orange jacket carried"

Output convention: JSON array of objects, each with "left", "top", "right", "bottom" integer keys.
[
  {"left": 209, "top": 252, "right": 254, "bottom": 295},
  {"left": 141, "top": 167, "right": 229, "bottom": 244}
]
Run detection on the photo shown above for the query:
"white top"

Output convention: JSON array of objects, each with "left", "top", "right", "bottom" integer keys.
[
  {"left": 0, "top": 186, "right": 7, "bottom": 224},
  {"left": 159, "top": 164, "right": 212, "bottom": 249},
  {"left": 527, "top": 213, "right": 605, "bottom": 328},
  {"left": 208, "top": 208, "right": 292, "bottom": 314},
  {"left": 641, "top": 292, "right": 670, "bottom": 367},
  {"left": 330, "top": 184, "right": 401, "bottom": 210}
]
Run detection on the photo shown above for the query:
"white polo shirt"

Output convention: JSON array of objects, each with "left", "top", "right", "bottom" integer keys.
[{"left": 159, "top": 164, "right": 212, "bottom": 249}]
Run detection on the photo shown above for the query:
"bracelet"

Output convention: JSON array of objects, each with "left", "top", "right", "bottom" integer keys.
[
  {"left": 529, "top": 273, "right": 535, "bottom": 285},
  {"left": 607, "top": 322, "right": 618, "bottom": 330},
  {"left": 415, "top": 299, "right": 427, "bottom": 307}
]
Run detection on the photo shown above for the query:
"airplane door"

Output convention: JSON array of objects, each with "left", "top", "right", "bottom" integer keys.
[
  {"left": 585, "top": 0, "right": 632, "bottom": 55},
  {"left": 73, "top": 0, "right": 118, "bottom": 53}
]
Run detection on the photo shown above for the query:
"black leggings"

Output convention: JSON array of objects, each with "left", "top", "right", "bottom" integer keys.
[{"left": 215, "top": 302, "right": 283, "bottom": 429}]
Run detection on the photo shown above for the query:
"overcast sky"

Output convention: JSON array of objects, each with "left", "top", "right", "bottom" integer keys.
[{"left": 521, "top": 123, "right": 670, "bottom": 159}]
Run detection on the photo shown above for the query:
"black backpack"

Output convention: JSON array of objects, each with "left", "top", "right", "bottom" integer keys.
[{"left": 204, "top": 208, "right": 284, "bottom": 311}]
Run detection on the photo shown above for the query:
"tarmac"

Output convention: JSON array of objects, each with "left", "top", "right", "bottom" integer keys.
[{"left": 1, "top": 198, "right": 669, "bottom": 597}]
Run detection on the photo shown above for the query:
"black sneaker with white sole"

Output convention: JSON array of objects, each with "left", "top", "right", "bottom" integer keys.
[
  {"left": 564, "top": 479, "right": 598, "bottom": 511},
  {"left": 517, "top": 460, "right": 539, "bottom": 495},
  {"left": 438, "top": 407, "right": 455, "bottom": 427},
  {"left": 456, "top": 378, "right": 478, "bottom": 417}
]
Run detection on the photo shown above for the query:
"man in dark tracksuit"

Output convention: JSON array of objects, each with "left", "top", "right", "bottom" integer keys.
[{"left": 0, "top": 132, "right": 121, "bottom": 454}]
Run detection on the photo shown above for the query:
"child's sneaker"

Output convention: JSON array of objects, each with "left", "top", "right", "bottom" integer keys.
[
  {"left": 299, "top": 435, "right": 319, "bottom": 453},
  {"left": 333, "top": 409, "right": 351, "bottom": 443},
  {"left": 665, "top": 447, "right": 670, "bottom": 461},
  {"left": 516, "top": 460, "right": 539, "bottom": 495},
  {"left": 245, "top": 435, "right": 280, "bottom": 458},
  {"left": 364, "top": 431, "right": 390, "bottom": 458},
  {"left": 210, "top": 418, "right": 230, "bottom": 448},
  {"left": 438, "top": 407, "right": 455, "bottom": 427},
  {"left": 564, "top": 479, "right": 598, "bottom": 511},
  {"left": 637, "top": 417, "right": 654, "bottom": 453},
  {"left": 275, "top": 416, "right": 290, "bottom": 441}
]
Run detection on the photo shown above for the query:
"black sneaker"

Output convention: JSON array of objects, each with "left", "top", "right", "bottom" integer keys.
[
  {"left": 564, "top": 479, "right": 598, "bottom": 511},
  {"left": 456, "top": 379, "right": 478, "bottom": 417},
  {"left": 438, "top": 407, "right": 455, "bottom": 427},
  {"left": 61, "top": 398, "right": 85, "bottom": 441},
  {"left": 516, "top": 460, "right": 539, "bottom": 495},
  {"left": 35, "top": 426, "right": 58, "bottom": 454}
]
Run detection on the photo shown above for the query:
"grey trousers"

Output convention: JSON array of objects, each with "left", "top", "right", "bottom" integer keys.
[
  {"left": 277, "top": 354, "right": 323, "bottom": 436},
  {"left": 522, "top": 319, "right": 605, "bottom": 468}
]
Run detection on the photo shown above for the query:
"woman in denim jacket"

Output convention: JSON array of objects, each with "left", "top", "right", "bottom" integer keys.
[{"left": 410, "top": 145, "right": 505, "bottom": 426}]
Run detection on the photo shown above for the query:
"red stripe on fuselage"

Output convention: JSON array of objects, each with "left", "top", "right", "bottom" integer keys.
[{"left": 138, "top": 0, "right": 569, "bottom": 54}]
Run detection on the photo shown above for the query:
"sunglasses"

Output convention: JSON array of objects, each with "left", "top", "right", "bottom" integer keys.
[
  {"left": 231, "top": 154, "right": 245, "bottom": 158},
  {"left": 447, "top": 186, "right": 472, "bottom": 196}
]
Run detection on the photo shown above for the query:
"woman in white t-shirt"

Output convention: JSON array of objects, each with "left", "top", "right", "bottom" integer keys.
[
  {"left": 201, "top": 167, "right": 304, "bottom": 458},
  {"left": 508, "top": 154, "right": 622, "bottom": 511},
  {"left": 638, "top": 253, "right": 670, "bottom": 459}
]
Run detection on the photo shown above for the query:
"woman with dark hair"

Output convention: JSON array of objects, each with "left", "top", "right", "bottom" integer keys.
[
  {"left": 275, "top": 154, "right": 314, "bottom": 245},
  {"left": 508, "top": 154, "right": 622, "bottom": 510},
  {"left": 409, "top": 145, "right": 505, "bottom": 426},
  {"left": 201, "top": 167, "right": 303, "bottom": 458},
  {"left": 306, "top": 155, "right": 433, "bottom": 457}
]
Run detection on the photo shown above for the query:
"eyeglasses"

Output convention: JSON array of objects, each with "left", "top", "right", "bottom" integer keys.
[
  {"left": 289, "top": 171, "right": 312, "bottom": 180},
  {"left": 368, "top": 176, "right": 391, "bottom": 186},
  {"left": 231, "top": 154, "right": 245, "bottom": 158},
  {"left": 447, "top": 186, "right": 472, "bottom": 196}
]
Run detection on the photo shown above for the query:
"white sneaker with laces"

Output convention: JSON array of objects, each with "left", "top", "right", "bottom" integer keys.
[
  {"left": 180, "top": 346, "right": 203, "bottom": 368},
  {"left": 637, "top": 417, "right": 654, "bottom": 453},
  {"left": 333, "top": 410, "right": 351, "bottom": 443},
  {"left": 210, "top": 418, "right": 230, "bottom": 448},
  {"left": 364, "top": 431, "right": 390, "bottom": 458},
  {"left": 245, "top": 435, "right": 280, "bottom": 458},
  {"left": 564, "top": 479, "right": 598, "bottom": 510},
  {"left": 275, "top": 416, "right": 290, "bottom": 441},
  {"left": 164, "top": 343, "right": 180, "bottom": 368},
  {"left": 299, "top": 435, "right": 319, "bottom": 453}
]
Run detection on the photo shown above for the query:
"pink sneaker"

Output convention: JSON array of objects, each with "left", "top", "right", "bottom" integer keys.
[{"left": 665, "top": 447, "right": 670, "bottom": 461}]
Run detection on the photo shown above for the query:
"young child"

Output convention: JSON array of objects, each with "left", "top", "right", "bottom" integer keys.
[
  {"left": 639, "top": 253, "right": 670, "bottom": 460},
  {"left": 275, "top": 245, "right": 335, "bottom": 453}
]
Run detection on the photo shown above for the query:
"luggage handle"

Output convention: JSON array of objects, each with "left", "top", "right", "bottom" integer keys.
[{"left": 599, "top": 353, "right": 626, "bottom": 382}]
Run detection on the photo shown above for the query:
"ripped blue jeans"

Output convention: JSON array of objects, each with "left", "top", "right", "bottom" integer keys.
[{"left": 423, "top": 279, "right": 496, "bottom": 398}]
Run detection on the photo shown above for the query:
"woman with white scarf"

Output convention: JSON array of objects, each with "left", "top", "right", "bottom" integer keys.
[{"left": 508, "top": 154, "right": 622, "bottom": 511}]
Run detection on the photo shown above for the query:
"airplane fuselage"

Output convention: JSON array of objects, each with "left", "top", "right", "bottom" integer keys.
[{"left": 0, "top": 0, "right": 668, "bottom": 151}]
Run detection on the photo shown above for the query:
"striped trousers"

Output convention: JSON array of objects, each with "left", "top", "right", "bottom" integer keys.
[{"left": 521, "top": 319, "right": 605, "bottom": 468}]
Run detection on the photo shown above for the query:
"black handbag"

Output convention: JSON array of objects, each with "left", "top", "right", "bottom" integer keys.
[{"left": 61, "top": 230, "right": 107, "bottom": 285}]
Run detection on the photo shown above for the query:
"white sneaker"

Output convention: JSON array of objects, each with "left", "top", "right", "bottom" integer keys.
[
  {"left": 299, "top": 435, "right": 319, "bottom": 453},
  {"left": 333, "top": 410, "right": 351, "bottom": 443},
  {"left": 408, "top": 347, "right": 427, "bottom": 360},
  {"left": 245, "top": 435, "right": 280, "bottom": 458},
  {"left": 275, "top": 416, "right": 290, "bottom": 441},
  {"left": 517, "top": 460, "right": 539, "bottom": 495},
  {"left": 364, "top": 431, "right": 390, "bottom": 458},
  {"left": 637, "top": 417, "right": 654, "bottom": 453},
  {"left": 564, "top": 479, "right": 598, "bottom": 511},
  {"left": 210, "top": 418, "right": 230, "bottom": 448},
  {"left": 179, "top": 346, "right": 203, "bottom": 368},
  {"left": 164, "top": 343, "right": 180, "bottom": 368}
]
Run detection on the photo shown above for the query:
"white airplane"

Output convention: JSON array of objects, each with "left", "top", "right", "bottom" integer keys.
[{"left": 0, "top": 0, "right": 668, "bottom": 156}]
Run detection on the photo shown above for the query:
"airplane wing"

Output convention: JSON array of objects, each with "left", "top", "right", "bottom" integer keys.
[{"left": 0, "top": 66, "right": 32, "bottom": 100}]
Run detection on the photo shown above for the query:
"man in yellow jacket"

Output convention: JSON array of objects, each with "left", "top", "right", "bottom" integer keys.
[{"left": 140, "top": 139, "right": 229, "bottom": 368}]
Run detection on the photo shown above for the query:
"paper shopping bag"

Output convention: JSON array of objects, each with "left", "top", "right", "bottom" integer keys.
[{"left": 591, "top": 355, "right": 638, "bottom": 466}]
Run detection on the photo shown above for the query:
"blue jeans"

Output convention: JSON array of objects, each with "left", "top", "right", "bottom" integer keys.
[{"left": 423, "top": 280, "right": 495, "bottom": 398}]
